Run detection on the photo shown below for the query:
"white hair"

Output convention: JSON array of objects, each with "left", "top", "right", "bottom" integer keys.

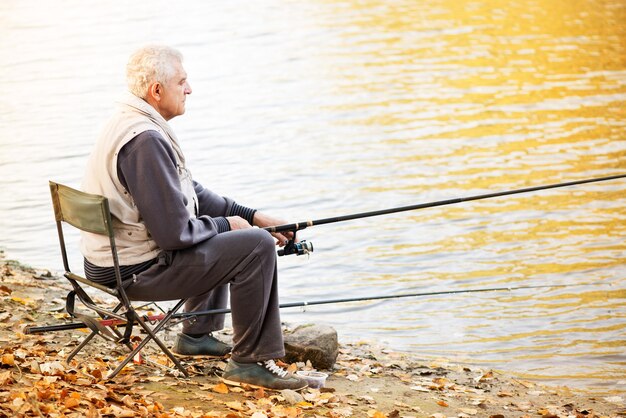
[{"left": 126, "top": 45, "right": 183, "bottom": 98}]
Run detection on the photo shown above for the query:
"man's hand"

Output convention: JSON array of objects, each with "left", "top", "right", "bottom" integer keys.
[
  {"left": 252, "top": 212, "right": 293, "bottom": 247},
  {"left": 226, "top": 216, "right": 252, "bottom": 231}
]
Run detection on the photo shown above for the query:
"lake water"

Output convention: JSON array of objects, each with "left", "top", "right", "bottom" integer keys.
[{"left": 0, "top": 0, "right": 625, "bottom": 394}]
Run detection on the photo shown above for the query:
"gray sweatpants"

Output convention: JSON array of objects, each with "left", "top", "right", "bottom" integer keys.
[{"left": 124, "top": 228, "right": 285, "bottom": 363}]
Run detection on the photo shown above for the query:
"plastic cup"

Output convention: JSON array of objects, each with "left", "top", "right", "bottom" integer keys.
[{"left": 296, "top": 370, "right": 329, "bottom": 388}]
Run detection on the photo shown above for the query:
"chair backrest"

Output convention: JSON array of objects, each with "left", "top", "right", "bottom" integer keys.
[
  {"left": 49, "top": 181, "right": 125, "bottom": 296},
  {"left": 49, "top": 181, "right": 113, "bottom": 237}
]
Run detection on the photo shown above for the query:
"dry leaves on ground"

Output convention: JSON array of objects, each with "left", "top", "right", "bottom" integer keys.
[{"left": 1, "top": 255, "right": 624, "bottom": 418}]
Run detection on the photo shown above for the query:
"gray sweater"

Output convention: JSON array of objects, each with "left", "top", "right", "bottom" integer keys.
[{"left": 84, "top": 130, "right": 256, "bottom": 285}]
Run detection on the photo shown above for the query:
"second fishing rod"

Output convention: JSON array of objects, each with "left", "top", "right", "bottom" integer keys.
[
  {"left": 271, "top": 173, "right": 626, "bottom": 256},
  {"left": 24, "top": 281, "right": 601, "bottom": 334}
]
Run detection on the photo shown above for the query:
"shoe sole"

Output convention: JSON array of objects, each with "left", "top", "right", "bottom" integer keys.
[
  {"left": 172, "top": 351, "right": 230, "bottom": 359},
  {"left": 220, "top": 377, "right": 308, "bottom": 391}
]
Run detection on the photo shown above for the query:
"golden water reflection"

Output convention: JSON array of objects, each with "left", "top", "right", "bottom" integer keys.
[{"left": 312, "top": 0, "right": 625, "bottom": 391}]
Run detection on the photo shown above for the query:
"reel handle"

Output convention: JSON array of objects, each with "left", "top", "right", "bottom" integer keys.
[{"left": 278, "top": 238, "right": 314, "bottom": 256}]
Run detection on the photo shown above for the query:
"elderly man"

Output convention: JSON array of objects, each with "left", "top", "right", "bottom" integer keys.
[{"left": 81, "top": 45, "right": 306, "bottom": 391}]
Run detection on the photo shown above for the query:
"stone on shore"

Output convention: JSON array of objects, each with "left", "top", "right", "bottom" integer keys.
[{"left": 282, "top": 323, "right": 339, "bottom": 370}]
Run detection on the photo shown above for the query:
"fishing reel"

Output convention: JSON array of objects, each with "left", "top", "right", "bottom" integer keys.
[{"left": 278, "top": 238, "right": 314, "bottom": 257}]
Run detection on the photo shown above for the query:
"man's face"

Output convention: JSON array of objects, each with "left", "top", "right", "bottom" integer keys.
[{"left": 158, "top": 60, "right": 192, "bottom": 121}]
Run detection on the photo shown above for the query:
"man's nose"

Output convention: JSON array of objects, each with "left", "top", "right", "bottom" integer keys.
[{"left": 185, "top": 82, "right": 192, "bottom": 94}]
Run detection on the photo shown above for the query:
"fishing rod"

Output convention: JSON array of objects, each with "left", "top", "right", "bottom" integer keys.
[
  {"left": 24, "top": 174, "right": 624, "bottom": 333},
  {"left": 24, "top": 282, "right": 601, "bottom": 334},
  {"left": 270, "top": 173, "right": 626, "bottom": 256}
]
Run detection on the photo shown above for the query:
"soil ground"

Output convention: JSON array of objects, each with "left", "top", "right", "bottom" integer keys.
[{"left": 1, "top": 253, "right": 624, "bottom": 417}]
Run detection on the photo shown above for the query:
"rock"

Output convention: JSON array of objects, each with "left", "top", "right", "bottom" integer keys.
[
  {"left": 283, "top": 324, "right": 339, "bottom": 370},
  {"left": 280, "top": 389, "right": 304, "bottom": 404}
]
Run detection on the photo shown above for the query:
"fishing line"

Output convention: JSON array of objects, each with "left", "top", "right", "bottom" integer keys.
[{"left": 24, "top": 282, "right": 605, "bottom": 334}]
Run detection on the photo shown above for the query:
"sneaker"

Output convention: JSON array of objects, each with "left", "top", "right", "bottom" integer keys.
[
  {"left": 221, "top": 359, "right": 308, "bottom": 391},
  {"left": 172, "top": 333, "right": 232, "bottom": 357}
]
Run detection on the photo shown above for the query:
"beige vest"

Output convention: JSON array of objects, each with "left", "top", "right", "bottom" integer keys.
[{"left": 81, "top": 93, "right": 198, "bottom": 267}]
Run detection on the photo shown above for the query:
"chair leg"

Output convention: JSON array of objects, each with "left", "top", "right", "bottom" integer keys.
[
  {"left": 135, "top": 315, "right": 189, "bottom": 377},
  {"left": 107, "top": 299, "right": 189, "bottom": 379},
  {"left": 107, "top": 329, "right": 152, "bottom": 379},
  {"left": 104, "top": 303, "right": 135, "bottom": 350},
  {"left": 67, "top": 303, "right": 133, "bottom": 363},
  {"left": 67, "top": 324, "right": 134, "bottom": 362},
  {"left": 67, "top": 330, "right": 98, "bottom": 362}
]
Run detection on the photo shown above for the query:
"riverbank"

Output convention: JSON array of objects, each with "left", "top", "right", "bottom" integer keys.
[{"left": 1, "top": 253, "right": 624, "bottom": 417}]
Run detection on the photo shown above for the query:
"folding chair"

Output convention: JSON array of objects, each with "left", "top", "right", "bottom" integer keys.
[{"left": 49, "top": 181, "right": 189, "bottom": 378}]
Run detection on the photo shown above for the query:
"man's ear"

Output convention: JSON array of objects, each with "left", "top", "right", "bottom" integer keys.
[{"left": 148, "top": 82, "right": 162, "bottom": 102}]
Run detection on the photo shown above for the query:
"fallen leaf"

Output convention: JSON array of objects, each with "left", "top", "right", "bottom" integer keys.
[
  {"left": 40, "top": 361, "right": 65, "bottom": 375},
  {"left": 515, "top": 379, "right": 535, "bottom": 388},
  {"left": 64, "top": 397, "right": 80, "bottom": 408},
  {"left": 10, "top": 296, "right": 36, "bottom": 307},
  {"left": 106, "top": 404, "right": 138, "bottom": 417},
  {"left": 121, "top": 394, "right": 135, "bottom": 408},
  {"left": 1, "top": 353, "right": 15, "bottom": 366},
  {"left": 212, "top": 383, "right": 230, "bottom": 394},
  {"left": 12, "top": 397, "right": 25, "bottom": 409},
  {"left": 90, "top": 368, "right": 103, "bottom": 380},
  {"left": 42, "top": 376, "right": 59, "bottom": 385},
  {"left": 527, "top": 390, "right": 545, "bottom": 396},
  {"left": 253, "top": 387, "right": 266, "bottom": 399},
  {"left": 470, "top": 397, "right": 486, "bottom": 406},
  {"left": 327, "top": 406, "right": 353, "bottom": 417},
  {"left": 27, "top": 360, "right": 41, "bottom": 374},
  {"left": 515, "top": 401, "right": 532, "bottom": 412},
  {"left": 0, "top": 370, "right": 13, "bottom": 385},
  {"left": 64, "top": 372, "right": 78, "bottom": 383},
  {"left": 225, "top": 400, "right": 247, "bottom": 411},
  {"left": 37, "top": 389, "right": 53, "bottom": 401},
  {"left": 477, "top": 371, "right": 494, "bottom": 382},
  {"left": 437, "top": 400, "right": 448, "bottom": 407},
  {"left": 74, "top": 378, "right": 91, "bottom": 386}
]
